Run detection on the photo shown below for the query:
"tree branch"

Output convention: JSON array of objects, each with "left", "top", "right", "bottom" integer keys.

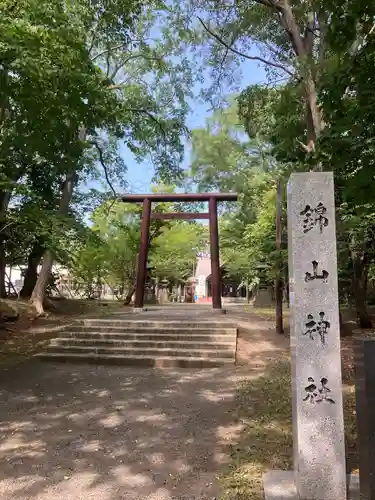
[
  {"left": 87, "top": 29, "right": 98, "bottom": 57},
  {"left": 126, "top": 108, "right": 169, "bottom": 141},
  {"left": 317, "top": 9, "right": 328, "bottom": 62},
  {"left": 109, "top": 54, "right": 164, "bottom": 81},
  {"left": 198, "top": 17, "right": 294, "bottom": 76},
  {"left": 253, "top": 0, "right": 299, "bottom": 53},
  {"left": 105, "top": 48, "right": 111, "bottom": 77},
  {"left": 253, "top": 0, "right": 274, "bottom": 6},
  {"left": 254, "top": 0, "right": 283, "bottom": 12},
  {"left": 91, "top": 141, "right": 117, "bottom": 198},
  {"left": 91, "top": 43, "right": 127, "bottom": 62}
]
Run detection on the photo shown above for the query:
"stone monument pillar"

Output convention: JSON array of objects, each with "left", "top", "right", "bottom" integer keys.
[{"left": 264, "top": 172, "right": 349, "bottom": 500}]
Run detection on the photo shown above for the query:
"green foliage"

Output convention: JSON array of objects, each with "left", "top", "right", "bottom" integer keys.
[
  {"left": 0, "top": 0, "right": 196, "bottom": 301},
  {"left": 190, "top": 99, "right": 286, "bottom": 288},
  {"left": 0, "top": 0, "right": 112, "bottom": 187},
  {"left": 68, "top": 198, "right": 208, "bottom": 296},
  {"left": 238, "top": 84, "right": 306, "bottom": 165},
  {"left": 149, "top": 221, "right": 207, "bottom": 282},
  {"left": 68, "top": 201, "right": 141, "bottom": 297},
  {"left": 220, "top": 171, "right": 286, "bottom": 290}
]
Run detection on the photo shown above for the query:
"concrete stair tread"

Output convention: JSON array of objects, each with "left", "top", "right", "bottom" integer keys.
[
  {"left": 81, "top": 315, "right": 235, "bottom": 325},
  {"left": 45, "top": 345, "right": 234, "bottom": 355},
  {"left": 36, "top": 352, "right": 234, "bottom": 360},
  {"left": 62, "top": 332, "right": 236, "bottom": 339},
  {"left": 34, "top": 352, "right": 234, "bottom": 366},
  {"left": 68, "top": 327, "right": 237, "bottom": 333},
  {"left": 78, "top": 322, "right": 237, "bottom": 329},
  {"left": 51, "top": 338, "right": 235, "bottom": 348}
]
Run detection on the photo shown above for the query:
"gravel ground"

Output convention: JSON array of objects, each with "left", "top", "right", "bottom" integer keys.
[
  {"left": 0, "top": 307, "right": 288, "bottom": 500},
  {"left": 0, "top": 362, "right": 246, "bottom": 500}
]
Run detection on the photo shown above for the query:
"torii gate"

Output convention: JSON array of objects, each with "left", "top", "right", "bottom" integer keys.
[{"left": 121, "top": 193, "right": 238, "bottom": 310}]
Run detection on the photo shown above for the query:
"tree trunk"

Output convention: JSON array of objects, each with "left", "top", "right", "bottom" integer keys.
[
  {"left": 30, "top": 250, "right": 55, "bottom": 315},
  {"left": 278, "top": 0, "right": 324, "bottom": 153},
  {"left": 303, "top": 75, "right": 323, "bottom": 152},
  {"left": 0, "top": 240, "right": 6, "bottom": 299},
  {"left": 30, "top": 170, "right": 76, "bottom": 315},
  {"left": 352, "top": 253, "right": 372, "bottom": 329},
  {"left": 0, "top": 70, "right": 9, "bottom": 298},
  {"left": 0, "top": 191, "right": 11, "bottom": 298},
  {"left": 123, "top": 286, "right": 135, "bottom": 305},
  {"left": 20, "top": 240, "right": 45, "bottom": 298}
]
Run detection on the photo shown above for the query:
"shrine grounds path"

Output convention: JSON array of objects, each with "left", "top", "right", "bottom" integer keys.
[{"left": 0, "top": 304, "right": 330, "bottom": 500}]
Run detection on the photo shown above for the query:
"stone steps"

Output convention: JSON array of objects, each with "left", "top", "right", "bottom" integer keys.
[
  {"left": 41, "top": 345, "right": 234, "bottom": 358},
  {"left": 80, "top": 319, "right": 237, "bottom": 326},
  {"left": 35, "top": 352, "right": 234, "bottom": 368},
  {"left": 61, "top": 332, "right": 235, "bottom": 343},
  {"left": 49, "top": 338, "right": 235, "bottom": 350},
  {"left": 36, "top": 317, "right": 238, "bottom": 367},
  {"left": 66, "top": 326, "right": 236, "bottom": 335}
]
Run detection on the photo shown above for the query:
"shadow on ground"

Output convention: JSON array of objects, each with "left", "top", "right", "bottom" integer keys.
[
  {"left": 0, "top": 307, "right": 290, "bottom": 500},
  {"left": 0, "top": 361, "right": 242, "bottom": 500},
  {"left": 0, "top": 305, "right": 356, "bottom": 500}
]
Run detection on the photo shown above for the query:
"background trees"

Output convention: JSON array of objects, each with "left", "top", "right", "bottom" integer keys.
[
  {"left": 174, "top": 0, "right": 375, "bottom": 326},
  {"left": 190, "top": 100, "right": 285, "bottom": 295},
  {"left": 149, "top": 221, "right": 207, "bottom": 285},
  {"left": 0, "top": 0, "right": 192, "bottom": 313},
  {"left": 3, "top": 0, "right": 375, "bottom": 326}
]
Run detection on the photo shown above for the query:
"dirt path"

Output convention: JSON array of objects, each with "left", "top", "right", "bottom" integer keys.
[{"left": 0, "top": 306, "right": 289, "bottom": 500}]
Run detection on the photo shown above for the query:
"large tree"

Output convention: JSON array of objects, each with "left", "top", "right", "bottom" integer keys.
[
  {"left": 179, "top": 0, "right": 375, "bottom": 326},
  {"left": 1, "top": 0, "right": 193, "bottom": 313},
  {"left": 0, "top": 0, "right": 121, "bottom": 297},
  {"left": 190, "top": 99, "right": 286, "bottom": 292}
]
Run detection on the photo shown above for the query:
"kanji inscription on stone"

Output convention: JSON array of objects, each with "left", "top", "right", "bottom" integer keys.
[
  {"left": 300, "top": 202, "right": 329, "bottom": 234},
  {"left": 303, "top": 377, "right": 335, "bottom": 404},
  {"left": 303, "top": 312, "right": 330, "bottom": 345},
  {"left": 304, "top": 260, "right": 329, "bottom": 283}
]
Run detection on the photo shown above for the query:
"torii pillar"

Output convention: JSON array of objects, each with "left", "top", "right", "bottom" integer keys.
[{"left": 120, "top": 192, "right": 238, "bottom": 310}]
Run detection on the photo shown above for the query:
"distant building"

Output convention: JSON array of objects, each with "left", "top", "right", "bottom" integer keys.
[
  {"left": 4, "top": 264, "right": 118, "bottom": 300},
  {"left": 189, "top": 255, "right": 247, "bottom": 304}
]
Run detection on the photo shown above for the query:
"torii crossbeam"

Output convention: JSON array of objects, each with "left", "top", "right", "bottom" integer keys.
[{"left": 120, "top": 192, "right": 238, "bottom": 310}]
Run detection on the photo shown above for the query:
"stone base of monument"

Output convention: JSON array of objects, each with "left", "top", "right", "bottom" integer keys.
[{"left": 263, "top": 471, "right": 359, "bottom": 500}]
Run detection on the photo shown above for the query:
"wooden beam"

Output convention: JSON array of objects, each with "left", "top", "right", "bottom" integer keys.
[
  {"left": 209, "top": 196, "right": 222, "bottom": 310},
  {"left": 149, "top": 212, "right": 209, "bottom": 220},
  {"left": 134, "top": 198, "right": 151, "bottom": 309},
  {"left": 121, "top": 192, "right": 238, "bottom": 203}
]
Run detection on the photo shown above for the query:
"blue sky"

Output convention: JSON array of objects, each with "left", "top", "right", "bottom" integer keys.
[{"left": 123, "top": 58, "right": 267, "bottom": 194}]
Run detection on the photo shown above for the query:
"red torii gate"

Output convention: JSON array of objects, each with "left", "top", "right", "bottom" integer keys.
[{"left": 121, "top": 192, "right": 238, "bottom": 310}]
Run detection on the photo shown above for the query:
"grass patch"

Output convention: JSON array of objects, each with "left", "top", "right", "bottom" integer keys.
[
  {"left": 221, "top": 355, "right": 359, "bottom": 499},
  {"left": 220, "top": 358, "right": 292, "bottom": 500},
  {"left": 344, "top": 385, "right": 358, "bottom": 474}
]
